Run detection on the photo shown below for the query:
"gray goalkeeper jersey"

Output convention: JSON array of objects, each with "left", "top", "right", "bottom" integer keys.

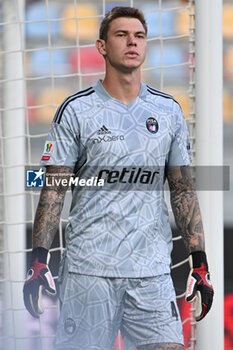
[{"left": 40, "top": 80, "right": 191, "bottom": 277}]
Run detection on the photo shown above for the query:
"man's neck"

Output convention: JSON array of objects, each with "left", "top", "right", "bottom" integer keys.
[{"left": 102, "top": 68, "right": 141, "bottom": 105}]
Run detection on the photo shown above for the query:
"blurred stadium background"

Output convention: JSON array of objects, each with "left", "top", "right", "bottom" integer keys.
[{"left": 0, "top": 0, "right": 232, "bottom": 349}]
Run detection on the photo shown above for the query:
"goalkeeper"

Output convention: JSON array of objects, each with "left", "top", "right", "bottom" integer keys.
[{"left": 23, "top": 6, "right": 214, "bottom": 350}]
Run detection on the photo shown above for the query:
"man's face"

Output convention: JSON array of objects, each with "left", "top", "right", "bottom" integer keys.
[{"left": 101, "top": 17, "right": 147, "bottom": 73}]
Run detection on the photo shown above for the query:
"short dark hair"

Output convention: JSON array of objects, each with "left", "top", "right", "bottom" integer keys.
[{"left": 99, "top": 6, "right": 148, "bottom": 41}]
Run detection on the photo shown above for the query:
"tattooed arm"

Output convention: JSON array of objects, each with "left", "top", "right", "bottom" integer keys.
[
  {"left": 23, "top": 165, "right": 73, "bottom": 317},
  {"left": 167, "top": 165, "right": 214, "bottom": 321},
  {"left": 166, "top": 165, "right": 205, "bottom": 253},
  {"left": 33, "top": 165, "right": 73, "bottom": 249}
]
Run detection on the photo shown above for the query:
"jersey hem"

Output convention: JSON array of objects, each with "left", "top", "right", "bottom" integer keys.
[
  {"left": 67, "top": 264, "right": 171, "bottom": 278},
  {"left": 134, "top": 339, "right": 184, "bottom": 348}
]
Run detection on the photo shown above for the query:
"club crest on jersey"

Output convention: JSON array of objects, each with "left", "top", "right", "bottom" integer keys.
[
  {"left": 64, "top": 318, "right": 76, "bottom": 335},
  {"left": 146, "top": 117, "right": 159, "bottom": 134}
]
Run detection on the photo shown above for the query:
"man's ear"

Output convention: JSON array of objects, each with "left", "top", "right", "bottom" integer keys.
[{"left": 96, "top": 39, "right": 106, "bottom": 57}]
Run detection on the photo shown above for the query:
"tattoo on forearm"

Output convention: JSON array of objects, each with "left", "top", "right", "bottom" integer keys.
[
  {"left": 167, "top": 166, "right": 205, "bottom": 252},
  {"left": 138, "top": 343, "right": 184, "bottom": 350},
  {"left": 33, "top": 166, "right": 72, "bottom": 249}
]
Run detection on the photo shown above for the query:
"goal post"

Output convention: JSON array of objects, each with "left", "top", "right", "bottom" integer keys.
[{"left": 195, "top": 0, "right": 223, "bottom": 349}]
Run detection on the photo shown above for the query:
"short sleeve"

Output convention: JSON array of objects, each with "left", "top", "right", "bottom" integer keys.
[
  {"left": 40, "top": 104, "right": 80, "bottom": 170},
  {"left": 167, "top": 103, "right": 192, "bottom": 167}
]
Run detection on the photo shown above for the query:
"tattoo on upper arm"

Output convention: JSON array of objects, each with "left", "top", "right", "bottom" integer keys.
[
  {"left": 33, "top": 165, "right": 73, "bottom": 249},
  {"left": 167, "top": 166, "right": 205, "bottom": 252}
]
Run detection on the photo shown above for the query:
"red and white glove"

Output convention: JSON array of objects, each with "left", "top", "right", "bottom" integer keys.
[
  {"left": 23, "top": 247, "right": 56, "bottom": 318},
  {"left": 185, "top": 251, "right": 214, "bottom": 321}
]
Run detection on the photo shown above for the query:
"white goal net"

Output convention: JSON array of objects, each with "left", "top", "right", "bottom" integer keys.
[{"left": 0, "top": 0, "right": 198, "bottom": 349}]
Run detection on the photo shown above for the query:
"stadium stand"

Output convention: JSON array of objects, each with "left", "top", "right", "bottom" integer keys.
[
  {"left": 223, "top": 90, "right": 233, "bottom": 123},
  {"left": 223, "top": 4, "right": 233, "bottom": 40},
  {"left": 143, "top": 4, "right": 176, "bottom": 38},
  {"left": 34, "top": 87, "right": 71, "bottom": 123},
  {"left": 60, "top": 4, "right": 98, "bottom": 42},
  {"left": 23, "top": 1, "right": 233, "bottom": 125},
  {"left": 171, "top": 90, "right": 190, "bottom": 118},
  {"left": 29, "top": 49, "right": 68, "bottom": 76},
  {"left": 25, "top": 2, "right": 60, "bottom": 39},
  {"left": 224, "top": 47, "right": 233, "bottom": 81},
  {"left": 69, "top": 46, "right": 105, "bottom": 74},
  {"left": 147, "top": 45, "right": 186, "bottom": 82},
  {"left": 175, "top": 8, "right": 189, "bottom": 35}
]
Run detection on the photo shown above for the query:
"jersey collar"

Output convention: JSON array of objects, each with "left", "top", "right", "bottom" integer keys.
[{"left": 93, "top": 79, "right": 148, "bottom": 105}]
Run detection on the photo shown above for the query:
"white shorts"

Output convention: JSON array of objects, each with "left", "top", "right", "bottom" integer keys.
[{"left": 55, "top": 259, "right": 183, "bottom": 350}]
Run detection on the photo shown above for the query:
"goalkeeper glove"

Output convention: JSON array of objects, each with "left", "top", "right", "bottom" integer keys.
[
  {"left": 23, "top": 247, "right": 56, "bottom": 318},
  {"left": 185, "top": 251, "right": 214, "bottom": 321}
]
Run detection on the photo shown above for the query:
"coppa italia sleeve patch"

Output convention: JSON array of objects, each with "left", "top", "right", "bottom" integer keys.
[{"left": 41, "top": 141, "right": 55, "bottom": 161}]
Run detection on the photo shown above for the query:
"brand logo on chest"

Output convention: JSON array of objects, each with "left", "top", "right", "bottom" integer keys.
[{"left": 91, "top": 125, "right": 125, "bottom": 144}]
